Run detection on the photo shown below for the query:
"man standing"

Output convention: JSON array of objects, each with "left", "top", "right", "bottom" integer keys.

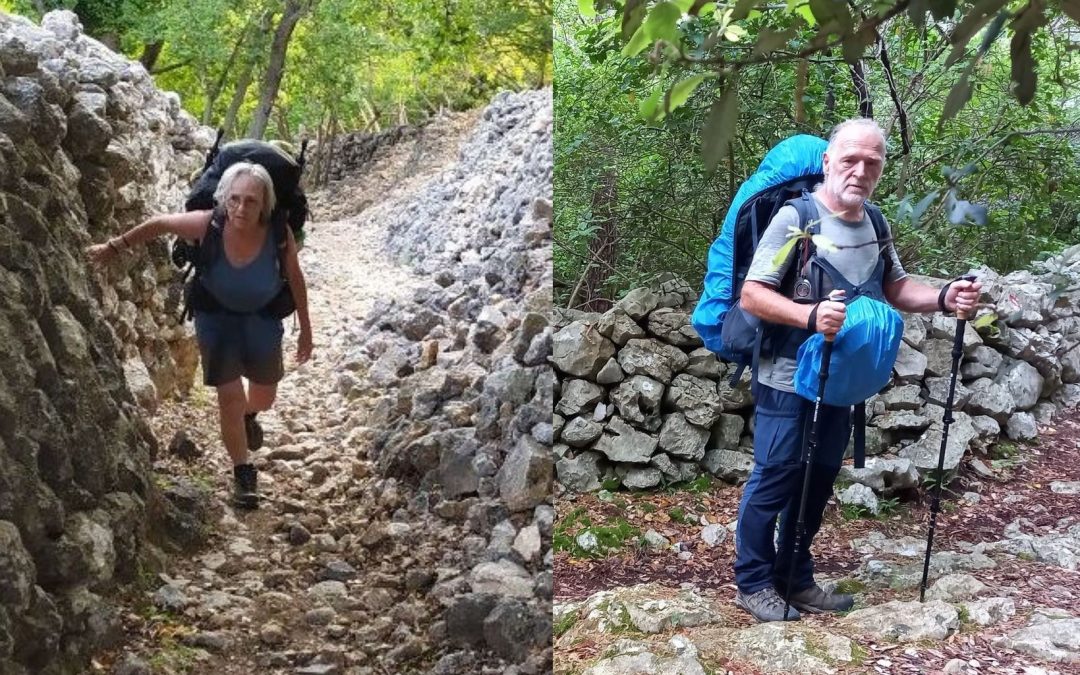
[{"left": 733, "top": 118, "right": 981, "bottom": 622}]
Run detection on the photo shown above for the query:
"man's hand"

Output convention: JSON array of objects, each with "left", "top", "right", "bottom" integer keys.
[
  {"left": 947, "top": 279, "right": 982, "bottom": 317},
  {"left": 296, "top": 328, "right": 313, "bottom": 364},
  {"left": 813, "top": 290, "right": 846, "bottom": 338}
]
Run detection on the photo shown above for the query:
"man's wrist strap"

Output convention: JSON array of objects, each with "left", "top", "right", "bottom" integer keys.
[{"left": 937, "top": 282, "right": 952, "bottom": 314}]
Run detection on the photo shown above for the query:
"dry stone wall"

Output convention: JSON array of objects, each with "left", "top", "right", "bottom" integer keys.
[
  {"left": 1, "top": 10, "right": 212, "bottom": 407},
  {"left": 0, "top": 10, "right": 211, "bottom": 674},
  {"left": 331, "top": 89, "right": 554, "bottom": 670},
  {"left": 553, "top": 251, "right": 1080, "bottom": 508},
  {"left": 314, "top": 124, "right": 421, "bottom": 184}
]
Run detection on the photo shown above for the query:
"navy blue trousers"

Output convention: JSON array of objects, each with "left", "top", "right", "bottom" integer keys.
[{"left": 734, "top": 384, "right": 852, "bottom": 595}]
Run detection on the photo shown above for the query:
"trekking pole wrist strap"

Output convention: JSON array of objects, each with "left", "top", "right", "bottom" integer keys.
[
  {"left": 937, "top": 282, "right": 953, "bottom": 314},
  {"left": 807, "top": 303, "right": 821, "bottom": 332}
]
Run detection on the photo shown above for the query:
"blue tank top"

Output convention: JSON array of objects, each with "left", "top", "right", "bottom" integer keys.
[{"left": 200, "top": 218, "right": 284, "bottom": 313}]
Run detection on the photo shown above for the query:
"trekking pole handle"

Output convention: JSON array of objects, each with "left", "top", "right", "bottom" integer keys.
[
  {"left": 824, "top": 289, "right": 845, "bottom": 343},
  {"left": 955, "top": 274, "right": 978, "bottom": 321}
]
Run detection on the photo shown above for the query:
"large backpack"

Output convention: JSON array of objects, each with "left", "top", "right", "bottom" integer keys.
[
  {"left": 172, "top": 130, "right": 310, "bottom": 321},
  {"left": 690, "top": 134, "right": 902, "bottom": 468}
]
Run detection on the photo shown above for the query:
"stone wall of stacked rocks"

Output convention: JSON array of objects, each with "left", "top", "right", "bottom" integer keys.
[
  {"left": 0, "top": 10, "right": 217, "bottom": 674},
  {"left": 553, "top": 249, "right": 1080, "bottom": 510},
  {"left": 0, "top": 10, "right": 213, "bottom": 407}
]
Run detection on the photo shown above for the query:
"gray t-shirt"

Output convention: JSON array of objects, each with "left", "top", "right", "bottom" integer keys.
[{"left": 745, "top": 193, "right": 907, "bottom": 392}]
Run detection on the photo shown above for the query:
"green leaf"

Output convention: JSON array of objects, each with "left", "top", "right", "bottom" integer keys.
[
  {"left": 579, "top": 0, "right": 597, "bottom": 17},
  {"left": 1010, "top": 27, "right": 1037, "bottom": 105},
  {"left": 772, "top": 233, "right": 802, "bottom": 269},
  {"left": 650, "top": 1, "right": 685, "bottom": 42},
  {"left": 928, "top": 0, "right": 956, "bottom": 21},
  {"left": 938, "top": 61, "right": 975, "bottom": 129},
  {"left": 622, "top": 1, "right": 683, "bottom": 56},
  {"left": 701, "top": 78, "right": 739, "bottom": 173},
  {"left": 977, "top": 9, "right": 1009, "bottom": 55},
  {"left": 622, "top": 0, "right": 649, "bottom": 40},
  {"left": 672, "top": 0, "right": 696, "bottom": 12},
  {"left": 796, "top": 3, "right": 817, "bottom": 25},
  {"left": 753, "top": 27, "right": 797, "bottom": 56},
  {"left": 689, "top": 0, "right": 716, "bottom": 15},
  {"left": 907, "top": 0, "right": 928, "bottom": 29},
  {"left": 731, "top": 0, "right": 761, "bottom": 21},
  {"left": 947, "top": 198, "right": 989, "bottom": 225},
  {"left": 895, "top": 195, "right": 914, "bottom": 225},
  {"left": 664, "top": 73, "right": 711, "bottom": 114},
  {"left": 945, "top": 0, "right": 1008, "bottom": 66},
  {"left": 811, "top": 234, "right": 838, "bottom": 253},
  {"left": 724, "top": 23, "right": 748, "bottom": 41},
  {"left": 912, "top": 190, "right": 940, "bottom": 223},
  {"left": 842, "top": 27, "right": 875, "bottom": 63},
  {"left": 623, "top": 24, "right": 652, "bottom": 56},
  {"left": 639, "top": 84, "right": 664, "bottom": 121},
  {"left": 1012, "top": 0, "right": 1048, "bottom": 32},
  {"left": 809, "top": 0, "right": 843, "bottom": 24}
]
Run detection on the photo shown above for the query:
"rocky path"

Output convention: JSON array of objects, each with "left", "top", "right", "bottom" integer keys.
[
  {"left": 97, "top": 112, "right": 482, "bottom": 675},
  {"left": 553, "top": 410, "right": 1080, "bottom": 674}
]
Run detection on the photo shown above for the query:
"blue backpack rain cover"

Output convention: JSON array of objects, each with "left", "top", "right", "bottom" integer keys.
[
  {"left": 794, "top": 295, "right": 904, "bottom": 406},
  {"left": 691, "top": 134, "right": 827, "bottom": 360}
]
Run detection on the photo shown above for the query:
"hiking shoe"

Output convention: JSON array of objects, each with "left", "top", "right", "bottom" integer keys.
[
  {"left": 232, "top": 463, "right": 259, "bottom": 509},
  {"left": 735, "top": 587, "right": 801, "bottom": 622},
  {"left": 786, "top": 584, "right": 854, "bottom": 614},
  {"left": 244, "top": 413, "right": 263, "bottom": 451}
]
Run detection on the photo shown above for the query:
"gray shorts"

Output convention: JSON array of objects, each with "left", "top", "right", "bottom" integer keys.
[{"left": 194, "top": 311, "right": 284, "bottom": 387}]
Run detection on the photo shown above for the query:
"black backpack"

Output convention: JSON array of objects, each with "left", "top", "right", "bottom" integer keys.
[{"left": 173, "top": 130, "right": 309, "bottom": 321}]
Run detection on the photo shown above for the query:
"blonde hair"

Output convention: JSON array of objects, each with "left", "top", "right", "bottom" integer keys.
[{"left": 213, "top": 161, "right": 276, "bottom": 223}]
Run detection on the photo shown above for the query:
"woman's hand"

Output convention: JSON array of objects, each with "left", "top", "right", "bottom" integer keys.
[
  {"left": 85, "top": 242, "right": 118, "bottom": 266},
  {"left": 296, "top": 328, "right": 313, "bottom": 364}
]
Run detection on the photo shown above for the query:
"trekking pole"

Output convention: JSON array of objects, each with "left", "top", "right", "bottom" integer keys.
[
  {"left": 204, "top": 128, "right": 225, "bottom": 171},
  {"left": 919, "top": 275, "right": 977, "bottom": 602},
  {"left": 783, "top": 290, "right": 843, "bottom": 621}
]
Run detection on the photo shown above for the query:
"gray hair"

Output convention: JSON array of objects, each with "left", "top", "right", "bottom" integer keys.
[
  {"left": 213, "top": 161, "right": 276, "bottom": 223},
  {"left": 827, "top": 118, "right": 888, "bottom": 154}
]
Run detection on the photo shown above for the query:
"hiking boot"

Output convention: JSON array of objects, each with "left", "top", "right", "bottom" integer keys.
[
  {"left": 244, "top": 413, "right": 263, "bottom": 451},
  {"left": 735, "top": 587, "right": 801, "bottom": 622},
  {"left": 786, "top": 584, "right": 854, "bottom": 614},
  {"left": 232, "top": 463, "right": 259, "bottom": 509}
]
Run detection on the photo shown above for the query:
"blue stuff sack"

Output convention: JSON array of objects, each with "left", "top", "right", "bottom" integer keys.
[{"left": 794, "top": 295, "right": 904, "bottom": 406}]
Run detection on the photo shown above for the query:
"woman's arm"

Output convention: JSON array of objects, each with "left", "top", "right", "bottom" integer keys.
[
  {"left": 86, "top": 210, "right": 212, "bottom": 264},
  {"left": 281, "top": 228, "right": 313, "bottom": 363}
]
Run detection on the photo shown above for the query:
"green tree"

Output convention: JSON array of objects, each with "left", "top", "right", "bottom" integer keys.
[
  {"left": 554, "top": 0, "right": 1080, "bottom": 308},
  {"left": 4, "top": 0, "right": 551, "bottom": 140}
]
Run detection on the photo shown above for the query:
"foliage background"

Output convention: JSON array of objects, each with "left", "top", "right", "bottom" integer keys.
[
  {"left": 1, "top": 0, "right": 551, "bottom": 141},
  {"left": 554, "top": 0, "right": 1080, "bottom": 310}
]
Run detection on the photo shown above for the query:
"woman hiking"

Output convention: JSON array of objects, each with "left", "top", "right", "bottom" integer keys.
[{"left": 86, "top": 161, "right": 314, "bottom": 509}]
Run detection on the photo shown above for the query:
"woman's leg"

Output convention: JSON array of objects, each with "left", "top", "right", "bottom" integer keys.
[
  {"left": 246, "top": 382, "right": 277, "bottom": 414},
  {"left": 216, "top": 378, "right": 249, "bottom": 466},
  {"left": 242, "top": 382, "right": 277, "bottom": 451}
]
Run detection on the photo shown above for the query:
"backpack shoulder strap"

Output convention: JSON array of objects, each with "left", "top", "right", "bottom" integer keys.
[
  {"left": 788, "top": 190, "right": 820, "bottom": 235},
  {"left": 865, "top": 203, "right": 892, "bottom": 279},
  {"left": 268, "top": 210, "right": 291, "bottom": 280},
  {"left": 779, "top": 190, "right": 819, "bottom": 295},
  {"left": 195, "top": 208, "right": 226, "bottom": 274}
]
